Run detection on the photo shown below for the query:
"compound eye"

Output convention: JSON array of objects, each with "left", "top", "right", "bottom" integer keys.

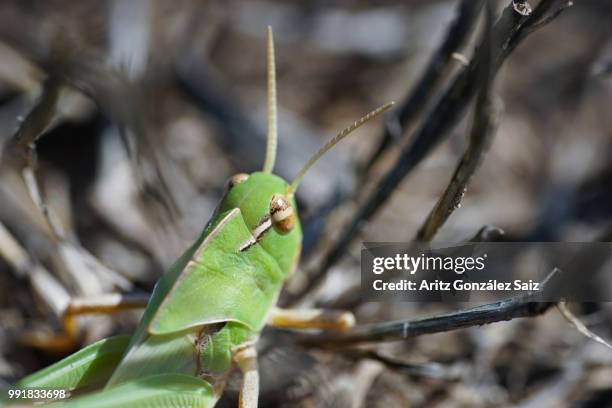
[
  {"left": 269, "top": 194, "right": 295, "bottom": 234},
  {"left": 228, "top": 173, "right": 249, "bottom": 188}
]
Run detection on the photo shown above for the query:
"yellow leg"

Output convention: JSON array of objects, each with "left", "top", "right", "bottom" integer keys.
[
  {"left": 267, "top": 307, "right": 355, "bottom": 331},
  {"left": 64, "top": 293, "right": 150, "bottom": 316},
  {"left": 21, "top": 293, "right": 149, "bottom": 353},
  {"left": 234, "top": 346, "right": 259, "bottom": 408}
]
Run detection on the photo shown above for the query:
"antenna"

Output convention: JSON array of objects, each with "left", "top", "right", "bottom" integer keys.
[
  {"left": 262, "top": 26, "right": 278, "bottom": 173},
  {"left": 290, "top": 102, "right": 394, "bottom": 192}
]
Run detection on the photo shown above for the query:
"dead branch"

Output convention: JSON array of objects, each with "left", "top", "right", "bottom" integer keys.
[
  {"left": 416, "top": 4, "right": 498, "bottom": 241},
  {"left": 300, "top": 270, "right": 559, "bottom": 346},
  {"left": 2, "top": 77, "right": 61, "bottom": 170},
  {"left": 557, "top": 302, "right": 612, "bottom": 350},
  {"left": 364, "top": 0, "right": 485, "bottom": 172},
  {"left": 341, "top": 349, "right": 467, "bottom": 381}
]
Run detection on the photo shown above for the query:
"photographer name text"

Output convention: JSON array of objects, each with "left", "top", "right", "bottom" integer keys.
[{"left": 372, "top": 279, "right": 540, "bottom": 292}]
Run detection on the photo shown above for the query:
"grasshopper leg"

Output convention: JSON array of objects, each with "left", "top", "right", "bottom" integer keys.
[
  {"left": 22, "top": 293, "right": 149, "bottom": 353},
  {"left": 267, "top": 307, "right": 355, "bottom": 331},
  {"left": 64, "top": 293, "right": 150, "bottom": 317},
  {"left": 234, "top": 345, "right": 259, "bottom": 408}
]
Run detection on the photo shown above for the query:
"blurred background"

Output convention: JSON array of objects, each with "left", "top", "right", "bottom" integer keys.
[{"left": 1, "top": 0, "right": 612, "bottom": 406}]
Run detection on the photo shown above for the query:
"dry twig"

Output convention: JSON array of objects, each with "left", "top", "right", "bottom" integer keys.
[
  {"left": 301, "top": 269, "right": 559, "bottom": 346},
  {"left": 557, "top": 302, "right": 612, "bottom": 350},
  {"left": 416, "top": 3, "right": 498, "bottom": 241},
  {"left": 364, "top": 0, "right": 485, "bottom": 172}
]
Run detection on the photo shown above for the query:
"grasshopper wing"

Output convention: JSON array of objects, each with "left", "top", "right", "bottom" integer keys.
[
  {"left": 10, "top": 336, "right": 130, "bottom": 396},
  {"left": 53, "top": 374, "right": 216, "bottom": 407},
  {"left": 149, "top": 208, "right": 284, "bottom": 334}
]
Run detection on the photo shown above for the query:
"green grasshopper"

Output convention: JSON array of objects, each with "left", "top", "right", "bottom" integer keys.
[{"left": 8, "top": 28, "right": 393, "bottom": 407}]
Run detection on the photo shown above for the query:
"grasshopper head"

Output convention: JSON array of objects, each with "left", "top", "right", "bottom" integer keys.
[
  {"left": 216, "top": 27, "right": 392, "bottom": 275},
  {"left": 219, "top": 171, "right": 301, "bottom": 276}
]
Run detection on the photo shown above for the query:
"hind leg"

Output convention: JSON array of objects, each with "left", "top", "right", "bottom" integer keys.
[
  {"left": 267, "top": 307, "right": 355, "bottom": 331},
  {"left": 23, "top": 293, "right": 149, "bottom": 353}
]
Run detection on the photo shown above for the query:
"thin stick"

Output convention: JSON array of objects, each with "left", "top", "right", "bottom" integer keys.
[
  {"left": 290, "top": 102, "right": 394, "bottom": 192},
  {"left": 557, "top": 302, "right": 612, "bottom": 350},
  {"left": 7, "top": 77, "right": 62, "bottom": 169},
  {"left": 342, "top": 349, "right": 466, "bottom": 381},
  {"left": 363, "top": 0, "right": 484, "bottom": 172},
  {"left": 301, "top": 270, "right": 559, "bottom": 346},
  {"left": 303, "top": 297, "right": 554, "bottom": 347},
  {"left": 416, "top": 3, "right": 497, "bottom": 241},
  {"left": 262, "top": 26, "right": 278, "bottom": 173},
  {"left": 0, "top": 221, "right": 70, "bottom": 318}
]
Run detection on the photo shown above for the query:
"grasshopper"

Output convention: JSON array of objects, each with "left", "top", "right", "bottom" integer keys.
[{"left": 8, "top": 27, "right": 393, "bottom": 407}]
